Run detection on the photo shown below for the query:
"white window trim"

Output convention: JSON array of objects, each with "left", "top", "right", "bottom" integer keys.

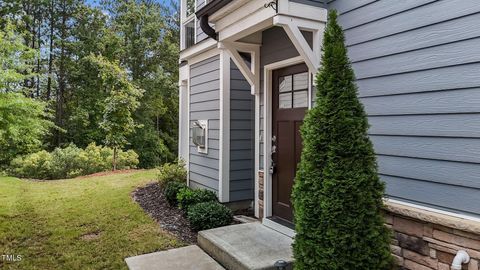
[{"left": 181, "top": 0, "right": 197, "bottom": 50}]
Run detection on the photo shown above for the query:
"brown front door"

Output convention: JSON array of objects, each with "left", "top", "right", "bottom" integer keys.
[{"left": 272, "top": 63, "right": 309, "bottom": 223}]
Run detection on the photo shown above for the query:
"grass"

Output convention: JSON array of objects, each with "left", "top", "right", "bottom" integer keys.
[{"left": 0, "top": 170, "right": 183, "bottom": 270}]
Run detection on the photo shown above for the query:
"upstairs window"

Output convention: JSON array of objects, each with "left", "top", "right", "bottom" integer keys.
[
  {"left": 185, "top": 20, "right": 195, "bottom": 48},
  {"left": 182, "top": 0, "right": 196, "bottom": 49},
  {"left": 186, "top": 0, "right": 195, "bottom": 17}
]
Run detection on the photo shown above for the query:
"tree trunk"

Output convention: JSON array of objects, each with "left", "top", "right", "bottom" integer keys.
[
  {"left": 46, "top": 0, "right": 54, "bottom": 100},
  {"left": 113, "top": 147, "right": 118, "bottom": 171},
  {"left": 55, "top": 0, "right": 67, "bottom": 146}
]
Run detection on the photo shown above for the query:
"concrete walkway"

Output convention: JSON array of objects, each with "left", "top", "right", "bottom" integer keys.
[
  {"left": 125, "top": 222, "right": 293, "bottom": 270},
  {"left": 125, "top": 245, "right": 225, "bottom": 270}
]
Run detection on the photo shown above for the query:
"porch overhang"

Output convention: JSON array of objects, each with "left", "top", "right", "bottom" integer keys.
[{"left": 212, "top": 0, "right": 327, "bottom": 94}]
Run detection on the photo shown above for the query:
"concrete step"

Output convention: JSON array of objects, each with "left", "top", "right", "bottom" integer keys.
[
  {"left": 125, "top": 245, "right": 225, "bottom": 270},
  {"left": 198, "top": 223, "right": 294, "bottom": 270}
]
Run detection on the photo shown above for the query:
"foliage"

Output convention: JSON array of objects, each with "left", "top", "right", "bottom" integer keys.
[
  {"left": 176, "top": 188, "right": 218, "bottom": 211},
  {"left": 85, "top": 54, "right": 144, "bottom": 170},
  {"left": 0, "top": 1, "right": 180, "bottom": 168},
  {"left": 0, "top": 170, "right": 182, "bottom": 270},
  {"left": 0, "top": 93, "right": 55, "bottom": 167},
  {"left": 0, "top": 21, "right": 38, "bottom": 93},
  {"left": 157, "top": 160, "right": 187, "bottom": 187},
  {"left": 163, "top": 181, "right": 187, "bottom": 206},
  {"left": 9, "top": 150, "right": 53, "bottom": 180},
  {"left": 9, "top": 143, "right": 139, "bottom": 180},
  {"left": 187, "top": 201, "right": 233, "bottom": 231},
  {"left": 292, "top": 11, "right": 394, "bottom": 270}
]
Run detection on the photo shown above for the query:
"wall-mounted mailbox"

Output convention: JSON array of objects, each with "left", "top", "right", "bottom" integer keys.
[{"left": 192, "top": 120, "right": 208, "bottom": 153}]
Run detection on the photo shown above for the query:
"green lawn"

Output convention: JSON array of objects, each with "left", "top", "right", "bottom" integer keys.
[{"left": 0, "top": 170, "right": 183, "bottom": 270}]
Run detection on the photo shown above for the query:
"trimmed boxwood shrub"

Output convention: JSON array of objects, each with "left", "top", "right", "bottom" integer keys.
[
  {"left": 291, "top": 11, "right": 394, "bottom": 270},
  {"left": 164, "top": 181, "right": 187, "bottom": 206},
  {"left": 176, "top": 188, "right": 218, "bottom": 211},
  {"left": 187, "top": 201, "right": 233, "bottom": 231}
]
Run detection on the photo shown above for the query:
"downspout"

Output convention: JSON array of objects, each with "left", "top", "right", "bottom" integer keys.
[
  {"left": 451, "top": 250, "right": 470, "bottom": 270},
  {"left": 199, "top": 15, "right": 217, "bottom": 40}
]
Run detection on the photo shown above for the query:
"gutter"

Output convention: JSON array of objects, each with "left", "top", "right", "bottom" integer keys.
[{"left": 195, "top": 0, "right": 233, "bottom": 40}]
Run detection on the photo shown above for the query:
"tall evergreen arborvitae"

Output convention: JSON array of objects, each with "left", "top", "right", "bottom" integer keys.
[{"left": 292, "top": 10, "right": 394, "bottom": 270}]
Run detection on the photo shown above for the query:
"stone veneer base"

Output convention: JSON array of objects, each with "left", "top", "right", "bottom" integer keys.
[{"left": 384, "top": 200, "right": 480, "bottom": 270}]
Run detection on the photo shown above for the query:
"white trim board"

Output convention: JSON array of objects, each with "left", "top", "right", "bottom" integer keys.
[
  {"left": 262, "top": 56, "right": 305, "bottom": 219},
  {"left": 219, "top": 50, "right": 231, "bottom": 203},
  {"left": 180, "top": 39, "right": 217, "bottom": 63},
  {"left": 262, "top": 218, "right": 295, "bottom": 238}
]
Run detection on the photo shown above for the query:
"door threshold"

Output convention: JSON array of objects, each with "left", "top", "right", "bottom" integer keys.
[{"left": 262, "top": 217, "right": 296, "bottom": 238}]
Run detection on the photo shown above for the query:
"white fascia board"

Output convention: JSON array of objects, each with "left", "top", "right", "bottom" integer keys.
[
  {"left": 218, "top": 50, "right": 230, "bottom": 203},
  {"left": 218, "top": 11, "right": 274, "bottom": 42},
  {"left": 278, "top": 1, "right": 327, "bottom": 23},
  {"left": 209, "top": 0, "right": 251, "bottom": 22},
  {"left": 180, "top": 39, "right": 218, "bottom": 62},
  {"left": 188, "top": 47, "right": 220, "bottom": 66},
  {"left": 214, "top": 0, "right": 271, "bottom": 31}
]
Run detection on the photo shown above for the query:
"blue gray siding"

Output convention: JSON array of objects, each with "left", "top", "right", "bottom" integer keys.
[
  {"left": 230, "top": 61, "right": 255, "bottom": 201},
  {"left": 328, "top": 0, "right": 480, "bottom": 217},
  {"left": 189, "top": 55, "right": 220, "bottom": 192},
  {"left": 195, "top": 0, "right": 208, "bottom": 43},
  {"left": 259, "top": 27, "right": 301, "bottom": 170},
  {"left": 290, "top": 0, "right": 325, "bottom": 8}
]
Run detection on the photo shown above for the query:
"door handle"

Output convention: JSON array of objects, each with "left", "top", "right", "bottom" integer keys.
[
  {"left": 270, "top": 136, "right": 277, "bottom": 174},
  {"left": 269, "top": 161, "right": 276, "bottom": 174}
]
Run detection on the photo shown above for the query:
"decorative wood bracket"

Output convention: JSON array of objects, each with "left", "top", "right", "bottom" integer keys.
[
  {"left": 219, "top": 42, "right": 261, "bottom": 95},
  {"left": 273, "top": 15, "right": 324, "bottom": 73}
]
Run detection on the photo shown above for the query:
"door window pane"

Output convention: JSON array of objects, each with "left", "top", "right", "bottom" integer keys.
[
  {"left": 279, "top": 93, "right": 292, "bottom": 109},
  {"left": 293, "top": 91, "right": 308, "bottom": 108},
  {"left": 279, "top": 76, "right": 292, "bottom": 93},
  {"left": 293, "top": 72, "right": 308, "bottom": 90}
]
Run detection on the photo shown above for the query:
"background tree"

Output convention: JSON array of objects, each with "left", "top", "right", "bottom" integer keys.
[
  {"left": 0, "top": 0, "right": 180, "bottom": 168},
  {"left": 105, "top": 0, "right": 180, "bottom": 167},
  {"left": 292, "top": 11, "right": 393, "bottom": 270},
  {"left": 83, "top": 55, "right": 144, "bottom": 170},
  {"left": 0, "top": 21, "right": 37, "bottom": 93},
  {"left": 0, "top": 22, "right": 54, "bottom": 167},
  {"left": 0, "top": 92, "right": 55, "bottom": 168}
]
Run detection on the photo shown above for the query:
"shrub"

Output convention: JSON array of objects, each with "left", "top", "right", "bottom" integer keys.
[
  {"left": 117, "top": 150, "right": 140, "bottom": 169},
  {"left": 291, "top": 11, "right": 393, "bottom": 270},
  {"left": 187, "top": 201, "right": 233, "bottom": 231},
  {"left": 8, "top": 144, "right": 139, "bottom": 180},
  {"left": 157, "top": 160, "right": 187, "bottom": 187},
  {"left": 176, "top": 188, "right": 217, "bottom": 211},
  {"left": 9, "top": 150, "right": 53, "bottom": 179},
  {"left": 49, "top": 144, "right": 84, "bottom": 179},
  {"left": 164, "top": 181, "right": 187, "bottom": 206}
]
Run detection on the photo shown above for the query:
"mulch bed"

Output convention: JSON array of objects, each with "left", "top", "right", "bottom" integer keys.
[{"left": 133, "top": 182, "right": 198, "bottom": 244}]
